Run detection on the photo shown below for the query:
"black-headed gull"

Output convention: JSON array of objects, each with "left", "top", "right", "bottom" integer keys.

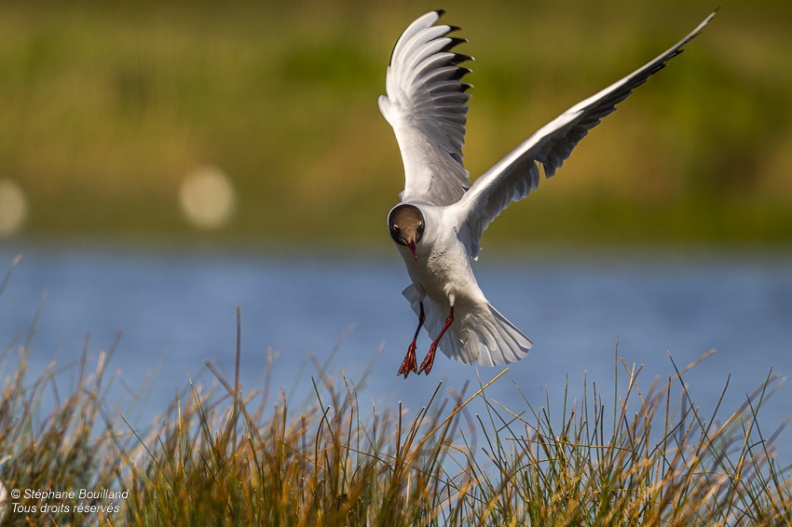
[{"left": 381, "top": 10, "right": 715, "bottom": 377}]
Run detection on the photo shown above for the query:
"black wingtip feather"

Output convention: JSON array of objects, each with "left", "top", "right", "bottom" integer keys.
[
  {"left": 451, "top": 67, "right": 472, "bottom": 81},
  {"left": 445, "top": 37, "right": 468, "bottom": 48},
  {"left": 451, "top": 53, "right": 474, "bottom": 65}
]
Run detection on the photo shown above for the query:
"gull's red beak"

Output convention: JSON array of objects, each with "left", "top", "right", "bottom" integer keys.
[{"left": 408, "top": 240, "right": 418, "bottom": 261}]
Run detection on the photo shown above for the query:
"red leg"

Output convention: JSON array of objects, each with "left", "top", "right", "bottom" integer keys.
[
  {"left": 398, "top": 301, "right": 425, "bottom": 378},
  {"left": 419, "top": 306, "right": 454, "bottom": 375}
]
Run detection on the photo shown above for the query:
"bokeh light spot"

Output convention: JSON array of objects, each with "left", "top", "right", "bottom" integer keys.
[
  {"left": 179, "top": 165, "right": 236, "bottom": 230},
  {"left": 0, "top": 178, "right": 28, "bottom": 236}
]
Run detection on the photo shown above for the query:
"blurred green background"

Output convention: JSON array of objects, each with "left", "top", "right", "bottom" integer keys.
[{"left": 1, "top": 0, "right": 790, "bottom": 246}]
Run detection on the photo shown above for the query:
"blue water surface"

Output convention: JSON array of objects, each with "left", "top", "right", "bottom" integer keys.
[{"left": 1, "top": 242, "right": 791, "bottom": 465}]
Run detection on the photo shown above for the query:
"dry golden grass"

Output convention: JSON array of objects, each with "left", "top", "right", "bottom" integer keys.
[{"left": 1, "top": 293, "right": 790, "bottom": 525}]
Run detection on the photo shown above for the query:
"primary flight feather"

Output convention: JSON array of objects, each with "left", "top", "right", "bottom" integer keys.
[{"left": 381, "top": 9, "right": 716, "bottom": 377}]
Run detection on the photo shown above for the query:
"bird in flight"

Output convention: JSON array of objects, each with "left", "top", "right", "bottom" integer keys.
[{"left": 380, "top": 10, "right": 716, "bottom": 377}]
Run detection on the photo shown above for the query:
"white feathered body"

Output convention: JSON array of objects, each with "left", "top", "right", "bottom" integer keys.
[
  {"left": 381, "top": 10, "right": 714, "bottom": 372},
  {"left": 395, "top": 204, "right": 532, "bottom": 366}
]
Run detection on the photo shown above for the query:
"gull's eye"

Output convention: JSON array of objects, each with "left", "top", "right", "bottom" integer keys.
[{"left": 390, "top": 224, "right": 405, "bottom": 245}]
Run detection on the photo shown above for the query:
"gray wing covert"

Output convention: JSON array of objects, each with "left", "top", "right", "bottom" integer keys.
[{"left": 458, "top": 12, "right": 716, "bottom": 252}]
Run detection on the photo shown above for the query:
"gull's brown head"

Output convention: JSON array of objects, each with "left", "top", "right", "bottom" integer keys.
[{"left": 388, "top": 204, "right": 425, "bottom": 260}]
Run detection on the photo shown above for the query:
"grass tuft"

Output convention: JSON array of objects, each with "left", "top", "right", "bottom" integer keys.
[{"left": 0, "top": 307, "right": 790, "bottom": 525}]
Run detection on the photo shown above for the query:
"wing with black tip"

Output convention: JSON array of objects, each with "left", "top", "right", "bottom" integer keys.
[{"left": 379, "top": 10, "right": 473, "bottom": 205}]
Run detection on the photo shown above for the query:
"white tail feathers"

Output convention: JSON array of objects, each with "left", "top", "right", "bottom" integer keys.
[{"left": 402, "top": 285, "right": 532, "bottom": 366}]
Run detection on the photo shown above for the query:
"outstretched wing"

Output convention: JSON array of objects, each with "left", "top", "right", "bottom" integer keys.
[
  {"left": 457, "top": 11, "right": 716, "bottom": 252},
  {"left": 379, "top": 10, "right": 473, "bottom": 206}
]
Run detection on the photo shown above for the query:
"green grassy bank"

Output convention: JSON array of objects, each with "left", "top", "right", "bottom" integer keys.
[{"left": 0, "top": 0, "right": 790, "bottom": 243}]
